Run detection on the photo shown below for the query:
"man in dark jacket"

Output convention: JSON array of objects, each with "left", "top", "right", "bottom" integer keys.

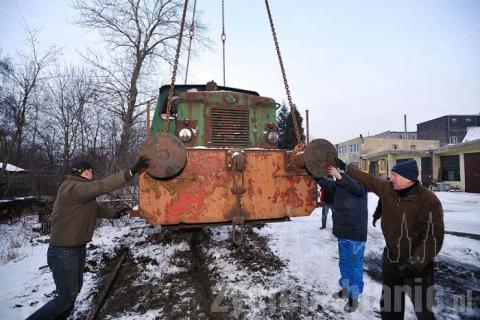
[
  {"left": 318, "top": 176, "right": 335, "bottom": 229},
  {"left": 317, "top": 166, "right": 368, "bottom": 313},
  {"left": 338, "top": 158, "right": 444, "bottom": 320},
  {"left": 27, "top": 157, "right": 149, "bottom": 320}
]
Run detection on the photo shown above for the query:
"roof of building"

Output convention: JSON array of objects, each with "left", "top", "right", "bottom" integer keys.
[
  {"left": 369, "top": 130, "right": 416, "bottom": 136},
  {"left": 1, "top": 163, "right": 25, "bottom": 172},
  {"left": 417, "top": 114, "right": 480, "bottom": 125},
  {"left": 462, "top": 127, "right": 480, "bottom": 143},
  {"left": 434, "top": 138, "right": 480, "bottom": 154},
  {"left": 365, "top": 149, "right": 434, "bottom": 159}
]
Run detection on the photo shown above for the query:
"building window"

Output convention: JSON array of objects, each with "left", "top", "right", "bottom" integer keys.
[
  {"left": 349, "top": 145, "right": 353, "bottom": 153},
  {"left": 451, "top": 118, "right": 457, "bottom": 123},
  {"left": 393, "top": 144, "right": 398, "bottom": 150},
  {"left": 466, "top": 118, "right": 471, "bottom": 123},
  {"left": 410, "top": 145, "right": 416, "bottom": 150},
  {"left": 449, "top": 136, "right": 458, "bottom": 144},
  {"left": 440, "top": 155, "right": 460, "bottom": 181},
  {"left": 353, "top": 143, "right": 359, "bottom": 153}
]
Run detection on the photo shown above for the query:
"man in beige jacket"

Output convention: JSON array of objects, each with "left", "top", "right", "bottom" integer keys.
[{"left": 27, "top": 157, "right": 149, "bottom": 320}]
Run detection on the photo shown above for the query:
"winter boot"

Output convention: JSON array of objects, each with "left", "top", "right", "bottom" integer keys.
[
  {"left": 332, "top": 288, "right": 348, "bottom": 299},
  {"left": 344, "top": 297, "right": 359, "bottom": 313},
  {"left": 320, "top": 220, "right": 326, "bottom": 229}
]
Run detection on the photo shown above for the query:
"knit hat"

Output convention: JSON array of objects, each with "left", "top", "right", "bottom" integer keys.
[
  {"left": 70, "top": 159, "right": 93, "bottom": 175},
  {"left": 391, "top": 160, "right": 418, "bottom": 182}
]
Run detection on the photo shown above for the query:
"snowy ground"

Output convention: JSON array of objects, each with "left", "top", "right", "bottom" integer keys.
[{"left": 0, "top": 192, "right": 479, "bottom": 319}]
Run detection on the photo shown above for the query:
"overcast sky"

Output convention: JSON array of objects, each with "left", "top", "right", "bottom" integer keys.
[{"left": 1, "top": 0, "right": 479, "bottom": 144}]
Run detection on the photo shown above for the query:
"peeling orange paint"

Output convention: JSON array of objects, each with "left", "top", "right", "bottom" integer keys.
[{"left": 138, "top": 149, "right": 317, "bottom": 225}]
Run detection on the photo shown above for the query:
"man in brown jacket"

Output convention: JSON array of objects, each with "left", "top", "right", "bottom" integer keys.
[
  {"left": 336, "top": 158, "right": 444, "bottom": 320},
  {"left": 27, "top": 157, "right": 149, "bottom": 320}
]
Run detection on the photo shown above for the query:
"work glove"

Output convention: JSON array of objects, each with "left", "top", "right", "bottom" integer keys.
[
  {"left": 398, "top": 259, "right": 419, "bottom": 279},
  {"left": 372, "top": 218, "right": 379, "bottom": 227},
  {"left": 114, "top": 206, "right": 132, "bottom": 219},
  {"left": 131, "top": 156, "right": 150, "bottom": 175},
  {"left": 334, "top": 157, "right": 346, "bottom": 171}
]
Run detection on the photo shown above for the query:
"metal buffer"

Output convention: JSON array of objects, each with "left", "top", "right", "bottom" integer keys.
[{"left": 290, "top": 138, "right": 338, "bottom": 178}]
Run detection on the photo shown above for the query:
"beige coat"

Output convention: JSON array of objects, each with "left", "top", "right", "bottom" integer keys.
[{"left": 49, "top": 171, "right": 131, "bottom": 246}]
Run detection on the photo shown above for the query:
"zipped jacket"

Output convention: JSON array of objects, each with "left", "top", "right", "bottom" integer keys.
[
  {"left": 317, "top": 174, "right": 368, "bottom": 241},
  {"left": 346, "top": 165, "right": 444, "bottom": 271},
  {"left": 49, "top": 171, "right": 131, "bottom": 246}
]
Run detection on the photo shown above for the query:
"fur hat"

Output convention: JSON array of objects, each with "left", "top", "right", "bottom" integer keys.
[{"left": 391, "top": 160, "right": 418, "bottom": 182}]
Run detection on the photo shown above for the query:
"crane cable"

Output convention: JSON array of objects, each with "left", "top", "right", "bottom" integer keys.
[
  {"left": 264, "top": 0, "right": 303, "bottom": 146},
  {"left": 164, "top": 0, "right": 189, "bottom": 132},
  {"left": 184, "top": 0, "right": 197, "bottom": 84},
  {"left": 221, "top": 0, "right": 226, "bottom": 86}
]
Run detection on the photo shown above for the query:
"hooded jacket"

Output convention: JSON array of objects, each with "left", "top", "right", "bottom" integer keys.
[
  {"left": 346, "top": 165, "right": 444, "bottom": 271},
  {"left": 49, "top": 171, "right": 131, "bottom": 246}
]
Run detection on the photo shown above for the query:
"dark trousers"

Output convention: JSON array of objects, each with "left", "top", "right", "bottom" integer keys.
[
  {"left": 321, "top": 205, "right": 331, "bottom": 227},
  {"left": 27, "top": 245, "right": 86, "bottom": 320},
  {"left": 380, "top": 248, "right": 436, "bottom": 320}
]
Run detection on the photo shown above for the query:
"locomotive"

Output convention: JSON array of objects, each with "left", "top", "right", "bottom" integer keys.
[{"left": 136, "top": 81, "right": 336, "bottom": 243}]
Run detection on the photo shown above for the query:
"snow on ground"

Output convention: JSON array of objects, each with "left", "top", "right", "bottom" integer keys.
[
  {"left": 0, "top": 191, "right": 479, "bottom": 319},
  {"left": 436, "top": 192, "right": 480, "bottom": 235}
]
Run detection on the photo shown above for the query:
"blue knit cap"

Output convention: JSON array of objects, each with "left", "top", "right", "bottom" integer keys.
[{"left": 391, "top": 160, "right": 418, "bottom": 182}]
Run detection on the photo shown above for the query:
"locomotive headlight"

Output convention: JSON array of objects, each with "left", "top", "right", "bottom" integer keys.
[
  {"left": 178, "top": 128, "right": 193, "bottom": 142},
  {"left": 267, "top": 131, "right": 279, "bottom": 144}
]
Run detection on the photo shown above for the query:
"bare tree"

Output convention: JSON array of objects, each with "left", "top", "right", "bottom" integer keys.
[
  {"left": 73, "top": 0, "right": 208, "bottom": 168},
  {"left": 42, "top": 66, "right": 98, "bottom": 170},
  {"left": 0, "top": 26, "right": 59, "bottom": 174}
]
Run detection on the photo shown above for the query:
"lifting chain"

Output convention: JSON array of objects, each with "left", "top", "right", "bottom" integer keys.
[
  {"left": 164, "top": 0, "right": 190, "bottom": 133},
  {"left": 221, "top": 0, "right": 227, "bottom": 86},
  {"left": 184, "top": 0, "right": 197, "bottom": 84},
  {"left": 264, "top": 0, "right": 303, "bottom": 146}
]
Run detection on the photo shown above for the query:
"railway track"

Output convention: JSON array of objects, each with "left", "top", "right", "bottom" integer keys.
[{"left": 83, "top": 225, "right": 339, "bottom": 319}]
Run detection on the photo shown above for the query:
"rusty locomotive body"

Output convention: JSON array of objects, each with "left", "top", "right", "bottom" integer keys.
[{"left": 136, "top": 82, "right": 335, "bottom": 241}]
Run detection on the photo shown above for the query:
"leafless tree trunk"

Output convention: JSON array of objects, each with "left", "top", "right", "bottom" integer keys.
[{"left": 73, "top": 0, "right": 208, "bottom": 168}]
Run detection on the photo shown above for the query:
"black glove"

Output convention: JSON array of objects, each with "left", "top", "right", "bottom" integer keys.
[
  {"left": 131, "top": 156, "right": 150, "bottom": 175},
  {"left": 114, "top": 206, "right": 132, "bottom": 219},
  {"left": 334, "top": 157, "right": 346, "bottom": 171},
  {"left": 398, "top": 259, "right": 419, "bottom": 279},
  {"left": 372, "top": 218, "right": 378, "bottom": 227}
]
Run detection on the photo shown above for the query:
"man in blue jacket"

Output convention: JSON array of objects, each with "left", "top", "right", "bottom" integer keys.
[{"left": 317, "top": 165, "right": 368, "bottom": 313}]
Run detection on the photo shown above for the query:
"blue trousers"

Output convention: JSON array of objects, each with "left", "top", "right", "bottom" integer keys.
[
  {"left": 27, "top": 245, "right": 86, "bottom": 320},
  {"left": 337, "top": 238, "right": 365, "bottom": 300}
]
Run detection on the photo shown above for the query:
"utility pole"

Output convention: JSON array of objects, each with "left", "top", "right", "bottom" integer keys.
[{"left": 306, "top": 109, "right": 310, "bottom": 144}]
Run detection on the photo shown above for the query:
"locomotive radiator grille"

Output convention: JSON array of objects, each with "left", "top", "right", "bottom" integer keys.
[{"left": 210, "top": 107, "right": 250, "bottom": 147}]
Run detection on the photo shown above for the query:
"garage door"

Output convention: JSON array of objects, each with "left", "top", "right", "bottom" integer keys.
[{"left": 465, "top": 152, "right": 480, "bottom": 193}]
